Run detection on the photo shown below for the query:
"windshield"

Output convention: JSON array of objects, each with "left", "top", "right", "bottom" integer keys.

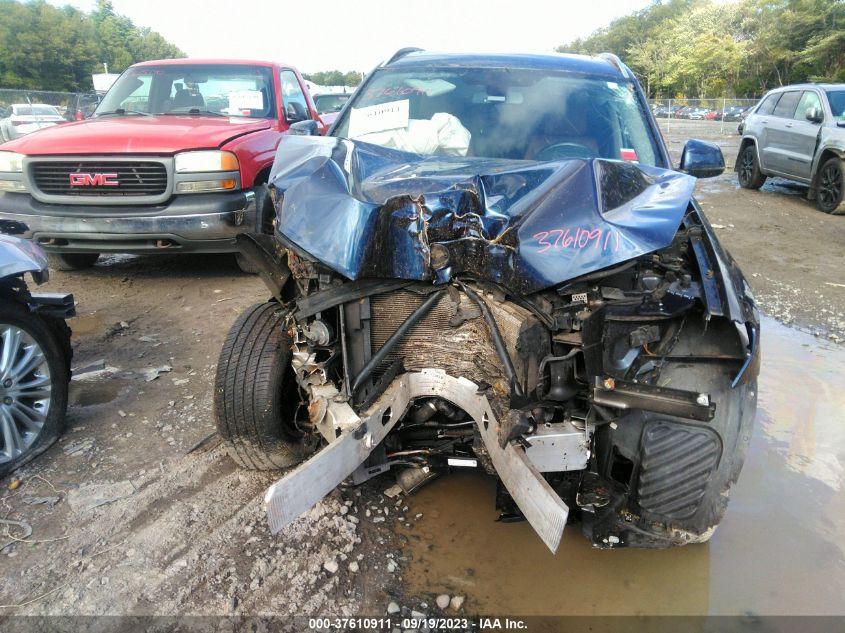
[
  {"left": 333, "top": 67, "right": 660, "bottom": 166},
  {"left": 14, "top": 105, "right": 59, "bottom": 116},
  {"left": 95, "top": 64, "right": 276, "bottom": 118},
  {"left": 827, "top": 91, "right": 845, "bottom": 122}
]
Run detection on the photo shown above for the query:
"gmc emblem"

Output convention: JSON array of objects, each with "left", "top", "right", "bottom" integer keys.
[{"left": 69, "top": 172, "right": 119, "bottom": 187}]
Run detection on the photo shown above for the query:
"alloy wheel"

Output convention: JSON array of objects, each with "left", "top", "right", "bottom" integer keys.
[
  {"left": 739, "top": 150, "right": 754, "bottom": 185},
  {"left": 0, "top": 324, "right": 52, "bottom": 464},
  {"left": 819, "top": 163, "right": 843, "bottom": 210}
]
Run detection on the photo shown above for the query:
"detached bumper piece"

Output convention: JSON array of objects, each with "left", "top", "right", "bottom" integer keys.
[
  {"left": 27, "top": 292, "right": 76, "bottom": 318},
  {"left": 264, "top": 369, "right": 570, "bottom": 553}
]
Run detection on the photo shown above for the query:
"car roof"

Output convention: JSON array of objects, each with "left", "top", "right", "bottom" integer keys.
[
  {"left": 767, "top": 83, "right": 845, "bottom": 93},
  {"left": 132, "top": 58, "right": 286, "bottom": 69},
  {"left": 384, "top": 51, "right": 629, "bottom": 79}
]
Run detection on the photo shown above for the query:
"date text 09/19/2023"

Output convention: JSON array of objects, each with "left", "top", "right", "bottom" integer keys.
[{"left": 307, "top": 617, "right": 528, "bottom": 630}]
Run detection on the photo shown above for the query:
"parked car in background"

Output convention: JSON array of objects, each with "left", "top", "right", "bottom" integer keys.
[
  {"left": 313, "top": 92, "right": 350, "bottom": 126},
  {"left": 217, "top": 49, "right": 759, "bottom": 554},
  {"left": 722, "top": 105, "right": 751, "bottom": 122},
  {"left": 687, "top": 107, "right": 710, "bottom": 120},
  {"left": 738, "top": 83, "right": 845, "bottom": 213},
  {"left": 0, "top": 234, "right": 74, "bottom": 478},
  {"left": 0, "top": 58, "right": 326, "bottom": 273},
  {"left": 0, "top": 104, "right": 65, "bottom": 142},
  {"left": 64, "top": 92, "right": 103, "bottom": 121}
]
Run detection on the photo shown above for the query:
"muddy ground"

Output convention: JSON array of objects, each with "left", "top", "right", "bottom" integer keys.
[{"left": 1, "top": 121, "right": 844, "bottom": 623}]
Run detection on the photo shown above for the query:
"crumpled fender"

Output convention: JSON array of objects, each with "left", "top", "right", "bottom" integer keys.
[
  {"left": 268, "top": 136, "right": 698, "bottom": 296},
  {"left": 0, "top": 233, "right": 48, "bottom": 284}
]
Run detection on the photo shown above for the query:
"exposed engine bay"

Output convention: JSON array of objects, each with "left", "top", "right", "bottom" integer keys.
[{"left": 241, "top": 136, "right": 760, "bottom": 552}]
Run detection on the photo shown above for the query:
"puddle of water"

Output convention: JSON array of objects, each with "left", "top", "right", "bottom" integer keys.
[
  {"left": 71, "top": 312, "right": 109, "bottom": 337},
  {"left": 399, "top": 316, "right": 845, "bottom": 615},
  {"left": 69, "top": 378, "right": 128, "bottom": 407}
]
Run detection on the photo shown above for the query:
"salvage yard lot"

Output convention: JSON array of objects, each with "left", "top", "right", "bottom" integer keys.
[{"left": 0, "top": 121, "right": 844, "bottom": 618}]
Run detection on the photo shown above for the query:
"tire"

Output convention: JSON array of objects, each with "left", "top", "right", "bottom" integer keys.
[
  {"left": 213, "top": 301, "right": 313, "bottom": 470},
  {"left": 48, "top": 253, "right": 99, "bottom": 271},
  {"left": 582, "top": 318, "right": 757, "bottom": 548},
  {"left": 234, "top": 185, "right": 274, "bottom": 274},
  {"left": 737, "top": 145, "right": 766, "bottom": 189},
  {"left": 816, "top": 157, "right": 845, "bottom": 215},
  {"left": 0, "top": 301, "right": 70, "bottom": 479}
]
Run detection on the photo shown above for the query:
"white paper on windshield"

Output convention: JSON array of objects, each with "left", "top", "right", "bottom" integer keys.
[
  {"left": 348, "top": 99, "right": 409, "bottom": 138},
  {"left": 228, "top": 90, "right": 264, "bottom": 111}
]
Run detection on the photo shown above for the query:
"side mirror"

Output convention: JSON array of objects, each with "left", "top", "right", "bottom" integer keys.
[
  {"left": 679, "top": 139, "right": 725, "bottom": 178},
  {"left": 805, "top": 106, "right": 823, "bottom": 124},
  {"left": 288, "top": 120, "right": 319, "bottom": 136}
]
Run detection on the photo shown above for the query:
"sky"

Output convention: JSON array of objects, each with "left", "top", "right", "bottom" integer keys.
[{"left": 51, "top": 0, "right": 654, "bottom": 74}]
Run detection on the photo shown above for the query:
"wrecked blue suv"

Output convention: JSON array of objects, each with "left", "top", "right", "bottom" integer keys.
[{"left": 213, "top": 50, "right": 760, "bottom": 551}]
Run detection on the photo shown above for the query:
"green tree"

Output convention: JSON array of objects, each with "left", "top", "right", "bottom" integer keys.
[
  {"left": 304, "top": 70, "right": 362, "bottom": 87},
  {"left": 0, "top": 0, "right": 184, "bottom": 91},
  {"left": 556, "top": 0, "right": 845, "bottom": 98}
]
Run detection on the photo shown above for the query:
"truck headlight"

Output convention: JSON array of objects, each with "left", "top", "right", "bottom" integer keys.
[
  {"left": 174, "top": 150, "right": 239, "bottom": 173},
  {"left": 0, "top": 152, "right": 25, "bottom": 173},
  {"left": 175, "top": 179, "right": 238, "bottom": 193}
]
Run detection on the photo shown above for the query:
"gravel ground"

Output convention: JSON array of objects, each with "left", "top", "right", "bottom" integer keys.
[{"left": 1, "top": 120, "right": 843, "bottom": 620}]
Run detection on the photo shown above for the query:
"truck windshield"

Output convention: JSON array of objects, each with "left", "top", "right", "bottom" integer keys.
[
  {"left": 95, "top": 64, "right": 276, "bottom": 119},
  {"left": 333, "top": 66, "right": 661, "bottom": 166}
]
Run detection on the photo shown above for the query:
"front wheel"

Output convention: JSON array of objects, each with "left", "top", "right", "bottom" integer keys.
[
  {"left": 48, "top": 253, "right": 100, "bottom": 271},
  {"left": 816, "top": 157, "right": 845, "bottom": 215},
  {"left": 737, "top": 145, "right": 766, "bottom": 190},
  {"left": 0, "top": 302, "right": 70, "bottom": 479},
  {"left": 213, "top": 302, "right": 314, "bottom": 470}
]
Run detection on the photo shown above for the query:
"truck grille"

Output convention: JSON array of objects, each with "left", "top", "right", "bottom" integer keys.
[{"left": 30, "top": 161, "right": 168, "bottom": 197}]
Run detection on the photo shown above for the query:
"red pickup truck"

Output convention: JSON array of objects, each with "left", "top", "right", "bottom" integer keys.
[{"left": 0, "top": 59, "right": 325, "bottom": 272}]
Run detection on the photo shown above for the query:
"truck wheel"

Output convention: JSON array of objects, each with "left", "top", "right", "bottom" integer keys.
[
  {"left": 213, "top": 301, "right": 313, "bottom": 470},
  {"left": 0, "top": 302, "right": 70, "bottom": 479},
  {"left": 48, "top": 253, "right": 99, "bottom": 271},
  {"left": 235, "top": 185, "right": 275, "bottom": 274},
  {"left": 816, "top": 157, "right": 845, "bottom": 215},
  {"left": 737, "top": 145, "right": 766, "bottom": 190}
]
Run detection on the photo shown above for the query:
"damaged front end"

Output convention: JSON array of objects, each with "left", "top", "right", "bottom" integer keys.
[{"left": 249, "top": 135, "right": 759, "bottom": 551}]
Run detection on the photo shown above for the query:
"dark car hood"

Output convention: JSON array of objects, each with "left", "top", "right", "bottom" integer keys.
[
  {"left": 0, "top": 232, "right": 48, "bottom": 283},
  {"left": 268, "top": 136, "right": 697, "bottom": 295}
]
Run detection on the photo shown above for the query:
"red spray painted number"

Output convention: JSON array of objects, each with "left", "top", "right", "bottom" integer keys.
[{"left": 532, "top": 227, "right": 620, "bottom": 254}]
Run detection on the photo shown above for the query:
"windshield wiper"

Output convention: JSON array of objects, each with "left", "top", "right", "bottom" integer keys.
[
  {"left": 96, "top": 108, "right": 152, "bottom": 117},
  {"left": 162, "top": 109, "right": 228, "bottom": 117}
]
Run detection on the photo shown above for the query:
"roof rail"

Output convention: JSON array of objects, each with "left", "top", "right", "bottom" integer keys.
[
  {"left": 598, "top": 52, "right": 633, "bottom": 79},
  {"left": 384, "top": 47, "right": 424, "bottom": 66}
]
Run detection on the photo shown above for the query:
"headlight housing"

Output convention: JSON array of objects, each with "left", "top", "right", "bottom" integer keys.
[
  {"left": 174, "top": 150, "right": 239, "bottom": 173},
  {"left": 0, "top": 152, "right": 25, "bottom": 173}
]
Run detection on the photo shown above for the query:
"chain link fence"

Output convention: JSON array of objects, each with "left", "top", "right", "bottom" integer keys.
[
  {"left": 0, "top": 89, "right": 101, "bottom": 121},
  {"left": 648, "top": 98, "right": 761, "bottom": 136}
]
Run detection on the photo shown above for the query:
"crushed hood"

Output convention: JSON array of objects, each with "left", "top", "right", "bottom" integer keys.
[
  {"left": 268, "top": 136, "right": 697, "bottom": 295},
  {"left": 2, "top": 116, "right": 271, "bottom": 155}
]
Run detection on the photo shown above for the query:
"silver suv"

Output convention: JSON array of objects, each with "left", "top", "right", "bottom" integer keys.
[{"left": 737, "top": 84, "right": 845, "bottom": 214}]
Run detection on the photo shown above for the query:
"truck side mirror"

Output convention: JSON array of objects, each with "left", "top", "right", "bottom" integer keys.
[
  {"left": 288, "top": 120, "right": 319, "bottom": 136},
  {"left": 679, "top": 139, "right": 725, "bottom": 178},
  {"left": 805, "top": 107, "right": 823, "bottom": 124}
]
